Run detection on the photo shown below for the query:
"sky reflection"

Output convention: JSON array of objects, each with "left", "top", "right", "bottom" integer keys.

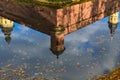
[{"left": 0, "top": 12, "right": 120, "bottom": 80}]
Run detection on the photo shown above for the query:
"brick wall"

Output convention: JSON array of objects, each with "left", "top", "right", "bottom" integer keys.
[{"left": 56, "top": 0, "right": 120, "bottom": 35}]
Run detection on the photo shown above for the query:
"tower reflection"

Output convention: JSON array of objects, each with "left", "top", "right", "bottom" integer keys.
[
  {"left": 50, "top": 27, "right": 65, "bottom": 59},
  {"left": 52, "top": 50, "right": 64, "bottom": 59},
  {"left": 108, "top": 12, "right": 119, "bottom": 39},
  {"left": 0, "top": 16, "right": 14, "bottom": 44}
]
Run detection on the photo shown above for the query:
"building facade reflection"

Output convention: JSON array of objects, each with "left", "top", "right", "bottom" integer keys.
[
  {"left": 0, "top": 11, "right": 119, "bottom": 58},
  {"left": 108, "top": 12, "right": 119, "bottom": 38},
  {"left": 0, "top": 16, "right": 14, "bottom": 44}
]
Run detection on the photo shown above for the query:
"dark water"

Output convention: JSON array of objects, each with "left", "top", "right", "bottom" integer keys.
[{"left": 0, "top": 12, "right": 120, "bottom": 80}]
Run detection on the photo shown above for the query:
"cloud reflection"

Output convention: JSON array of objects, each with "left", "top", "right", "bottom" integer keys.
[{"left": 0, "top": 12, "right": 120, "bottom": 80}]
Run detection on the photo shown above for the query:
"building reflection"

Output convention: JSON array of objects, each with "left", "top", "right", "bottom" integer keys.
[
  {"left": 50, "top": 27, "right": 65, "bottom": 59},
  {"left": 108, "top": 12, "right": 119, "bottom": 39},
  {"left": 0, "top": 16, "right": 14, "bottom": 44},
  {"left": 52, "top": 50, "right": 64, "bottom": 59},
  {"left": 0, "top": 12, "right": 119, "bottom": 58}
]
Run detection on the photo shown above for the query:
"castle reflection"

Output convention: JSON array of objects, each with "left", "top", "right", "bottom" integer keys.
[{"left": 0, "top": 11, "right": 119, "bottom": 58}]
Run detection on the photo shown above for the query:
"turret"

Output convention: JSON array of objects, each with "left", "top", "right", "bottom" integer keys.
[
  {"left": 108, "top": 12, "right": 119, "bottom": 38},
  {"left": 50, "top": 26, "right": 65, "bottom": 59},
  {"left": 52, "top": 50, "right": 64, "bottom": 59},
  {"left": 0, "top": 16, "right": 14, "bottom": 44}
]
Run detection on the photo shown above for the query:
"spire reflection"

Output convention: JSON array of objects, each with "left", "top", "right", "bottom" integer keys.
[
  {"left": 108, "top": 12, "right": 119, "bottom": 39},
  {"left": 0, "top": 16, "right": 14, "bottom": 44}
]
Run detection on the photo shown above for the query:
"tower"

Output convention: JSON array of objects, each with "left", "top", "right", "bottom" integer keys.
[
  {"left": 108, "top": 12, "right": 119, "bottom": 38},
  {"left": 0, "top": 16, "right": 14, "bottom": 44},
  {"left": 50, "top": 26, "right": 65, "bottom": 59}
]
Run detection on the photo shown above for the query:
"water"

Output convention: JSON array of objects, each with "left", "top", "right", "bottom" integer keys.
[{"left": 0, "top": 12, "right": 120, "bottom": 80}]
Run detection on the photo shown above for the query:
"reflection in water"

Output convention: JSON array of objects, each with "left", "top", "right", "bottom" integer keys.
[
  {"left": 0, "top": 12, "right": 119, "bottom": 80},
  {"left": 0, "top": 16, "right": 14, "bottom": 44},
  {"left": 108, "top": 12, "right": 119, "bottom": 39},
  {"left": 0, "top": 12, "right": 119, "bottom": 59},
  {"left": 50, "top": 27, "right": 65, "bottom": 59},
  {"left": 52, "top": 48, "right": 64, "bottom": 59}
]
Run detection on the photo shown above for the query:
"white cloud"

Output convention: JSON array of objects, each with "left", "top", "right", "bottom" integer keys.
[{"left": 65, "top": 21, "right": 108, "bottom": 44}]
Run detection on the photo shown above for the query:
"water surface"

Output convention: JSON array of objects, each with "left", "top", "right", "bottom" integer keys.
[{"left": 0, "top": 12, "right": 120, "bottom": 80}]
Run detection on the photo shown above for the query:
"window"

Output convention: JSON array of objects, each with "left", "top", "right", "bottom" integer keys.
[
  {"left": 5, "top": 20, "right": 7, "bottom": 24},
  {"left": 111, "top": 17, "right": 112, "bottom": 21}
]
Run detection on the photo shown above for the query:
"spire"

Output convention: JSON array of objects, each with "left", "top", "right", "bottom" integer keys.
[
  {"left": 0, "top": 16, "right": 14, "bottom": 44},
  {"left": 108, "top": 23, "right": 117, "bottom": 38},
  {"left": 50, "top": 26, "right": 65, "bottom": 59},
  {"left": 51, "top": 48, "right": 65, "bottom": 59},
  {"left": 108, "top": 12, "right": 119, "bottom": 38},
  {"left": 2, "top": 27, "right": 13, "bottom": 44},
  {"left": 5, "top": 35, "right": 11, "bottom": 44}
]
